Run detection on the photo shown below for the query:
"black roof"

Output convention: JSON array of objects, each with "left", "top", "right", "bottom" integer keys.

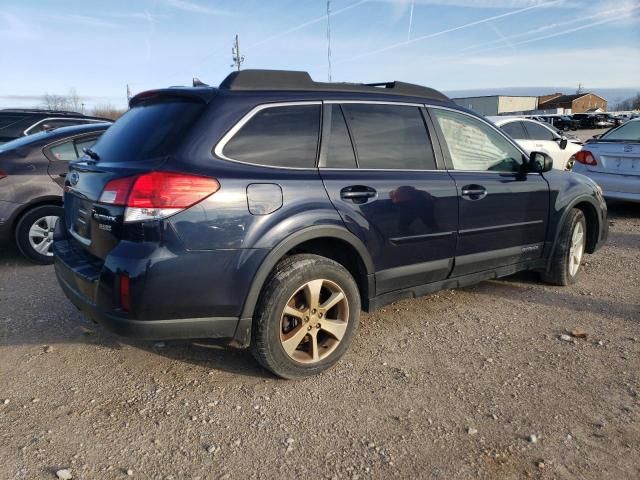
[
  {"left": 130, "top": 69, "right": 450, "bottom": 106},
  {"left": 219, "top": 70, "right": 450, "bottom": 102},
  {"left": 1, "top": 108, "right": 84, "bottom": 116},
  {"left": 0, "top": 123, "right": 110, "bottom": 150}
]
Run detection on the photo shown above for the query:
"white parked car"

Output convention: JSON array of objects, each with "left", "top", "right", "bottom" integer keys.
[
  {"left": 571, "top": 119, "right": 640, "bottom": 203},
  {"left": 488, "top": 116, "right": 582, "bottom": 170}
]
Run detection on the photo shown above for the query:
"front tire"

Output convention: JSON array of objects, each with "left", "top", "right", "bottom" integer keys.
[
  {"left": 540, "top": 208, "right": 586, "bottom": 286},
  {"left": 250, "top": 254, "right": 361, "bottom": 379},
  {"left": 15, "top": 205, "right": 63, "bottom": 265}
]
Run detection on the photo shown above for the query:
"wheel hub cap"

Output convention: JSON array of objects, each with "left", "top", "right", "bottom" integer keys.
[
  {"left": 28, "top": 215, "right": 59, "bottom": 257},
  {"left": 280, "top": 278, "right": 349, "bottom": 364}
]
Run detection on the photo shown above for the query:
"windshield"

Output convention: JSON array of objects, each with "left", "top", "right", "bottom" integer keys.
[
  {"left": 601, "top": 121, "right": 640, "bottom": 141},
  {"left": 91, "top": 98, "right": 205, "bottom": 163}
]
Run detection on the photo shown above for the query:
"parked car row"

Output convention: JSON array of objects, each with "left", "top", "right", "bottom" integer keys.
[{"left": 519, "top": 112, "right": 638, "bottom": 131}]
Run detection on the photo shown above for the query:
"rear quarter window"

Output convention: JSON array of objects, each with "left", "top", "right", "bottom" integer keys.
[{"left": 221, "top": 104, "right": 321, "bottom": 168}]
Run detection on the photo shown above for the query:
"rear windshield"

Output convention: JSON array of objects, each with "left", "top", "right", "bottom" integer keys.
[
  {"left": 90, "top": 98, "right": 205, "bottom": 162},
  {"left": 601, "top": 121, "right": 640, "bottom": 142}
]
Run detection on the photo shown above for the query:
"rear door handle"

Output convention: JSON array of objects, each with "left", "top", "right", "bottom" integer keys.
[
  {"left": 58, "top": 173, "right": 67, "bottom": 178},
  {"left": 461, "top": 184, "right": 487, "bottom": 200},
  {"left": 340, "top": 186, "right": 377, "bottom": 203}
]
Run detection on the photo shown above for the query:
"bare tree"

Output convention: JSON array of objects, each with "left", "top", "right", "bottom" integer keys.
[
  {"left": 42, "top": 93, "right": 70, "bottom": 110},
  {"left": 614, "top": 93, "right": 640, "bottom": 111},
  {"left": 67, "top": 87, "right": 82, "bottom": 112},
  {"left": 92, "top": 103, "right": 126, "bottom": 120}
]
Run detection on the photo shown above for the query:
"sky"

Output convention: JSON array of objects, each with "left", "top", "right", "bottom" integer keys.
[{"left": 1, "top": 0, "right": 639, "bottom": 110}]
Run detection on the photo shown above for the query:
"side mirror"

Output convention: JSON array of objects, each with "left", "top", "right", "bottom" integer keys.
[
  {"left": 528, "top": 151, "right": 554, "bottom": 173},
  {"left": 559, "top": 137, "right": 568, "bottom": 150}
]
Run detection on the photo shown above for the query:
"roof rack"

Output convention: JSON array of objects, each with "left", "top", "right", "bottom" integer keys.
[{"left": 219, "top": 70, "right": 450, "bottom": 102}]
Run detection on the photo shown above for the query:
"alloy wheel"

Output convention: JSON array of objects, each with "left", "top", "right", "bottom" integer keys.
[
  {"left": 279, "top": 278, "right": 349, "bottom": 364},
  {"left": 568, "top": 221, "right": 585, "bottom": 277}
]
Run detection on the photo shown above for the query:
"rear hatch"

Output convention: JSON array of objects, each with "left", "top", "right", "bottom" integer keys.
[{"left": 63, "top": 95, "right": 209, "bottom": 260}]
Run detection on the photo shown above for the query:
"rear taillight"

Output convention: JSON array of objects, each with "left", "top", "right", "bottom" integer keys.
[
  {"left": 0, "top": 169, "right": 7, "bottom": 180},
  {"left": 574, "top": 150, "right": 597, "bottom": 166},
  {"left": 99, "top": 172, "right": 220, "bottom": 223}
]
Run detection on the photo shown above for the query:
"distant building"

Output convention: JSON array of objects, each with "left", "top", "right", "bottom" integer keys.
[
  {"left": 452, "top": 95, "right": 538, "bottom": 116},
  {"left": 538, "top": 92, "right": 607, "bottom": 113}
]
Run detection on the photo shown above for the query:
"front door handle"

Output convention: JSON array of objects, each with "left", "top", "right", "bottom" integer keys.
[
  {"left": 340, "top": 186, "right": 377, "bottom": 204},
  {"left": 461, "top": 184, "right": 487, "bottom": 200}
]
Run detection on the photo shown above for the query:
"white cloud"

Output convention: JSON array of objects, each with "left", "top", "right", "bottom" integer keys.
[
  {"left": 50, "top": 14, "right": 121, "bottom": 29},
  {"left": 162, "top": 0, "right": 233, "bottom": 16}
]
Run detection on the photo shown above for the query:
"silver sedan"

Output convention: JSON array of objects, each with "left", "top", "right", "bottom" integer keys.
[{"left": 571, "top": 119, "right": 640, "bottom": 203}]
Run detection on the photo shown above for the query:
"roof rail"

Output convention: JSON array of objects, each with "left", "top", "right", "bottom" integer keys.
[
  {"left": 1, "top": 108, "right": 84, "bottom": 115},
  {"left": 219, "top": 69, "right": 450, "bottom": 102}
]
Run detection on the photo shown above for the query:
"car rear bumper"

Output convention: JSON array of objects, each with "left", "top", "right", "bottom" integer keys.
[
  {"left": 54, "top": 250, "right": 240, "bottom": 340},
  {"left": 573, "top": 167, "right": 640, "bottom": 203},
  {"left": 53, "top": 236, "right": 267, "bottom": 341}
]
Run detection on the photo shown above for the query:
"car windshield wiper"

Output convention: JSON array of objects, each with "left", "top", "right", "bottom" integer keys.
[{"left": 82, "top": 147, "right": 100, "bottom": 161}]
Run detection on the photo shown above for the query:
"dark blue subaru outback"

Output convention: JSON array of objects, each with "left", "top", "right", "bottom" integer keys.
[{"left": 54, "top": 70, "right": 607, "bottom": 378}]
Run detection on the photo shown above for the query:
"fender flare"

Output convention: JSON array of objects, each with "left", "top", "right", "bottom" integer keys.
[
  {"left": 545, "top": 195, "right": 601, "bottom": 271},
  {"left": 232, "top": 225, "right": 374, "bottom": 346}
]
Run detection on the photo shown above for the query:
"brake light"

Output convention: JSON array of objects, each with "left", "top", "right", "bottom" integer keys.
[
  {"left": 574, "top": 150, "right": 597, "bottom": 166},
  {"left": 0, "top": 169, "right": 7, "bottom": 180},
  {"left": 99, "top": 172, "right": 220, "bottom": 222}
]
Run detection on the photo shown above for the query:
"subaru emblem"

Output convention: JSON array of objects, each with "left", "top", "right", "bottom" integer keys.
[
  {"left": 68, "top": 171, "right": 80, "bottom": 186},
  {"left": 623, "top": 145, "right": 633, "bottom": 153}
]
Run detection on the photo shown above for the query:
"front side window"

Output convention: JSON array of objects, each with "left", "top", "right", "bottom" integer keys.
[
  {"left": 223, "top": 104, "right": 320, "bottom": 168},
  {"left": 501, "top": 121, "right": 527, "bottom": 140},
  {"left": 341, "top": 104, "right": 436, "bottom": 170},
  {"left": 525, "top": 122, "right": 556, "bottom": 141},
  {"left": 432, "top": 108, "right": 524, "bottom": 172}
]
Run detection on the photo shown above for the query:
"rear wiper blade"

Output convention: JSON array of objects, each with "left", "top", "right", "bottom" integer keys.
[{"left": 82, "top": 147, "right": 100, "bottom": 161}]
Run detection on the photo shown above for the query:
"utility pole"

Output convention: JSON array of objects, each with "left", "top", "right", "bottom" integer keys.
[
  {"left": 126, "top": 84, "right": 132, "bottom": 101},
  {"left": 326, "top": 0, "right": 332, "bottom": 82},
  {"left": 231, "top": 34, "right": 245, "bottom": 71},
  {"left": 81, "top": 102, "right": 85, "bottom": 114},
  {"left": 576, "top": 83, "right": 583, "bottom": 94}
]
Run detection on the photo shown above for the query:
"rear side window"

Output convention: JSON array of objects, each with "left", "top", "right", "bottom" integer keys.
[
  {"left": 91, "top": 99, "right": 205, "bottom": 163},
  {"left": 222, "top": 104, "right": 320, "bottom": 168},
  {"left": 501, "top": 121, "right": 528, "bottom": 139},
  {"left": 49, "top": 141, "right": 78, "bottom": 161},
  {"left": 323, "top": 105, "right": 357, "bottom": 168},
  {"left": 525, "top": 122, "right": 556, "bottom": 141},
  {"left": 341, "top": 104, "right": 435, "bottom": 170}
]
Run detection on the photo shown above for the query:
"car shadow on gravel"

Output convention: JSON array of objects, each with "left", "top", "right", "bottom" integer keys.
[
  {"left": 471, "top": 276, "right": 639, "bottom": 322},
  {"left": 132, "top": 338, "right": 271, "bottom": 379}
]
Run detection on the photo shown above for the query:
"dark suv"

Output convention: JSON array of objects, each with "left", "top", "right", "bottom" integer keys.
[{"left": 53, "top": 70, "right": 608, "bottom": 378}]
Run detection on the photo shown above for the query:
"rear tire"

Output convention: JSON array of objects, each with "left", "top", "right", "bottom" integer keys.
[
  {"left": 250, "top": 254, "right": 360, "bottom": 379},
  {"left": 540, "top": 208, "right": 586, "bottom": 286},
  {"left": 15, "top": 205, "right": 63, "bottom": 265}
]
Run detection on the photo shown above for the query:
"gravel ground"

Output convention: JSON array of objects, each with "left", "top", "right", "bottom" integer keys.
[{"left": 1, "top": 203, "right": 638, "bottom": 480}]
